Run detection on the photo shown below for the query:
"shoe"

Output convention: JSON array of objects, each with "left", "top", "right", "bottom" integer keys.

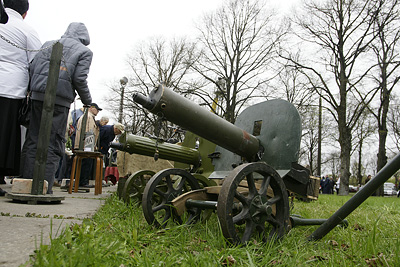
[
  {"left": 60, "top": 184, "right": 71, "bottom": 190},
  {"left": 53, "top": 181, "right": 61, "bottom": 187},
  {"left": 102, "top": 183, "right": 110, "bottom": 187},
  {"left": 81, "top": 184, "right": 95, "bottom": 188},
  {"left": 0, "top": 188, "right": 7, "bottom": 196}
]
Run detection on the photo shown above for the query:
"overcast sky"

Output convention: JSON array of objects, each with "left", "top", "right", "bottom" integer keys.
[{"left": 24, "top": 0, "right": 298, "bottom": 118}]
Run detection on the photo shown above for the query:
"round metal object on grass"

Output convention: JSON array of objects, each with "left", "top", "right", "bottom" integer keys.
[
  {"left": 122, "top": 170, "right": 155, "bottom": 204},
  {"left": 217, "top": 162, "right": 290, "bottom": 245},
  {"left": 142, "top": 168, "right": 201, "bottom": 228}
]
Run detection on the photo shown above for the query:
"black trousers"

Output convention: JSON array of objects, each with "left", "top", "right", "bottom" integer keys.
[
  {"left": 0, "top": 97, "right": 22, "bottom": 176},
  {"left": 79, "top": 158, "right": 94, "bottom": 186},
  {"left": 22, "top": 100, "right": 69, "bottom": 194}
]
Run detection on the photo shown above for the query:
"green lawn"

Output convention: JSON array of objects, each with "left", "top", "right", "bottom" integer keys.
[{"left": 28, "top": 193, "right": 400, "bottom": 266}]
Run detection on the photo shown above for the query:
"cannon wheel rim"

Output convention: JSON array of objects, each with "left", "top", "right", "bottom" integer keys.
[
  {"left": 217, "top": 162, "right": 290, "bottom": 245},
  {"left": 142, "top": 168, "right": 201, "bottom": 228},
  {"left": 122, "top": 170, "right": 156, "bottom": 204}
]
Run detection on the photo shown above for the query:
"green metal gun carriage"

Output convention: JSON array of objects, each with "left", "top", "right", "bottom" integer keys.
[{"left": 133, "top": 84, "right": 322, "bottom": 245}]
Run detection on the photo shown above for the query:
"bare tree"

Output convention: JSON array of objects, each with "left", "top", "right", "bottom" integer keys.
[
  {"left": 104, "top": 79, "right": 147, "bottom": 134},
  {"left": 127, "top": 37, "right": 198, "bottom": 93},
  {"left": 194, "top": 0, "right": 287, "bottom": 123},
  {"left": 353, "top": 109, "right": 376, "bottom": 186},
  {"left": 271, "top": 55, "right": 315, "bottom": 110},
  {"left": 281, "top": 0, "right": 382, "bottom": 195},
  {"left": 271, "top": 60, "right": 324, "bottom": 174},
  {"left": 106, "top": 37, "right": 198, "bottom": 138},
  {"left": 300, "top": 106, "right": 320, "bottom": 175},
  {"left": 368, "top": 0, "right": 400, "bottom": 194},
  {"left": 388, "top": 97, "right": 400, "bottom": 152},
  {"left": 326, "top": 151, "right": 341, "bottom": 179}
]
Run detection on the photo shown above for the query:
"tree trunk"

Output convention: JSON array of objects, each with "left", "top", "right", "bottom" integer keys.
[
  {"left": 309, "top": 149, "right": 314, "bottom": 176},
  {"left": 337, "top": 51, "right": 351, "bottom": 195},
  {"left": 375, "top": 130, "right": 387, "bottom": 196},
  {"left": 317, "top": 95, "right": 322, "bottom": 176},
  {"left": 338, "top": 136, "right": 352, "bottom": 195},
  {"left": 357, "top": 142, "right": 363, "bottom": 186},
  {"left": 376, "top": 77, "right": 390, "bottom": 196},
  {"left": 338, "top": 112, "right": 352, "bottom": 196},
  {"left": 376, "top": 115, "right": 388, "bottom": 196}
]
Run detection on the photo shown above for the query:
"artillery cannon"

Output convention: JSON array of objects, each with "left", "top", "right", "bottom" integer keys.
[
  {"left": 132, "top": 84, "right": 325, "bottom": 245},
  {"left": 110, "top": 130, "right": 217, "bottom": 203}
]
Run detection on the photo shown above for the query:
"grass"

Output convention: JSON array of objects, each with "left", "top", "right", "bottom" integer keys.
[{"left": 27, "top": 193, "right": 400, "bottom": 266}]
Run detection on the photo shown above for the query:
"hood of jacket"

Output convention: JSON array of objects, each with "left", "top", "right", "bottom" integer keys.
[{"left": 61, "top": 22, "right": 90, "bottom": 46}]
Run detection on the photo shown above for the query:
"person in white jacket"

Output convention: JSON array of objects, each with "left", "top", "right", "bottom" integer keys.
[
  {"left": 335, "top": 177, "right": 340, "bottom": 195},
  {"left": 0, "top": 0, "right": 41, "bottom": 195}
]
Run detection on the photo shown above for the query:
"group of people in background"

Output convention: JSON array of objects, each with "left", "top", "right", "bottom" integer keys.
[
  {"left": 320, "top": 175, "right": 384, "bottom": 195},
  {"left": 0, "top": 0, "right": 124, "bottom": 195},
  {"left": 56, "top": 103, "right": 124, "bottom": 189},
  {"left": 320, "top": 176, "right": 339, "bottom": 194}
]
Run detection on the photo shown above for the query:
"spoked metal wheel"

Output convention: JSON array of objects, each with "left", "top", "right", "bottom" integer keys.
[
  {"left": 142, "top": 168, "right": 201, "bottom": 228},
  {"left": 122, "top": 170, "right": 155, "bottom": 204},
  {"left": 217, "top": 162, "right": 290, "bottom": 245}
]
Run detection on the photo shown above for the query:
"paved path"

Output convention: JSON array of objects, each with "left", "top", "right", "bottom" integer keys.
[{"left": 0, "top": 181, "right": 117, "bottom": 267}]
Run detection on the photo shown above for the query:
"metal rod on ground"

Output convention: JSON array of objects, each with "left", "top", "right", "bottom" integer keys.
[
  {"left": 308, "top": 153, "right": 400, "bottom": 241},
  {"left": 31, "top": 42, "right": 63, "bottom": 195},
  {"left": 290, "top": 216, "right": 348, "bottom": 228},
  {"left": 186, "top": 199, "right": 218, "bottom": 210}
]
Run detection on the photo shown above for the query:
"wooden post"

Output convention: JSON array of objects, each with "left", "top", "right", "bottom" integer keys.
[{"left": 31, "top": 42, "right": 63, "bottom": 195}]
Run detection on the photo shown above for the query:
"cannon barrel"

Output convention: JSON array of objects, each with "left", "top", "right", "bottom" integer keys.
[
  {"left": 110, "top": 132, "right": 201, "bottom": 166},
  {"left": 133, "top": 84, "right": 260, "bottom": 161}
]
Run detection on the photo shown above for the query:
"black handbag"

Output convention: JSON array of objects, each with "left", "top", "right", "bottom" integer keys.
[{"left": 18, "top": 90, "right": 31, "bottom": 128}]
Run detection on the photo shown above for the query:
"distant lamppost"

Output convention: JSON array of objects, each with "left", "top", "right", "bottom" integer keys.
[{"left": 118, "top": 76, "right": 128, "bottom": 123}]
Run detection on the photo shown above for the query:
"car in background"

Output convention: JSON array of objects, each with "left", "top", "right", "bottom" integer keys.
[
  {"left": 349, "top": 185, "right": 358, "bottom": 193},
  {"left": 383, "top": 182, "right": 397, "bottom": 196}
]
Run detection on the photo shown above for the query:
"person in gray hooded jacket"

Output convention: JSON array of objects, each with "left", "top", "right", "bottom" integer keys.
[{"left": 22, "top": 22, "right": 93, "bottom": 194}]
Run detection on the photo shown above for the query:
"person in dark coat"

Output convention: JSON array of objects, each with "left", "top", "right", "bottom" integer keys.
[
  {"left": 22, "top": 22, "right": 93, "bottom": 194},
  {"left": 321, "top": 176, "right": 331, "bottom": 194},
  {"left": 99, "top": 123, "right": 124, "bottom": 167},
  {"left": 328, "top": 176, "right": 335, "bottom": 194}
]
